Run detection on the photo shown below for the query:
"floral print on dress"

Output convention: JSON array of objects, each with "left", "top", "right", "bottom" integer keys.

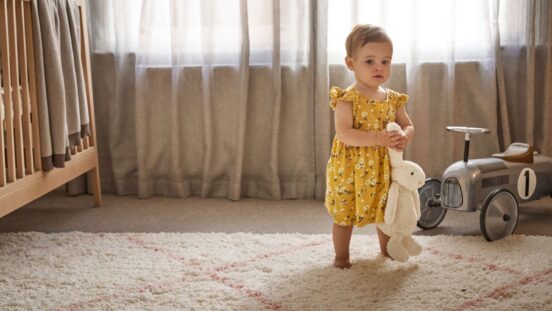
[{"left": 324, "top": 87, "right": 408, "bottom": 227}]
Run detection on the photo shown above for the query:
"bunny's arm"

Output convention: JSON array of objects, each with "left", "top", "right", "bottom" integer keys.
[
  {"left": 384, "top": 183, "right": 400, "bottom": 224},
  {"left": 412, "top": 189, "right": 421, "bottom": 220}
]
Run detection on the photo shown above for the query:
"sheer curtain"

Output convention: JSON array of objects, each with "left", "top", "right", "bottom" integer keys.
[
  {"left": 86, "top": 0, "right": 550, "bottom": 200},
  {"left": 496, "top": 0, "right": 552, "bottom": 156},
  {"left": 87, "top": 0, "right": 329, "bottom": 200}
]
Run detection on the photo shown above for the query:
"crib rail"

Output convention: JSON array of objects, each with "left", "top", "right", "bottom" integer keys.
[
  {"left": 0, "top": 0, "right": 39, "bottom": 187},
  {"left": 0, "top": 0, "right": 101, "bottom": 216}
]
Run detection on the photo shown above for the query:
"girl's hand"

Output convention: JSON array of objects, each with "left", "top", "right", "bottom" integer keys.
[
  {"left": 393, "top": 134, "right": 408, "bottom": 151},
  {"left": 376, "top": 130, "right": 402, "bottom": 148}
]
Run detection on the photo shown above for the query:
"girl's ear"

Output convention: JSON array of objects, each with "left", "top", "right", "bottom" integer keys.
[{"left": 345, "top": 56, "right": 354, "bottom": 71}]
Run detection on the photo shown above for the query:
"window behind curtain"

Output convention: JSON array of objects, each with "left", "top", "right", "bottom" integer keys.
[
  {"left": 91, "top": 0, "right": 310, "bottom": 66},
  {"left": 328, "top": 0, "right": 495, "bottom": 64}
]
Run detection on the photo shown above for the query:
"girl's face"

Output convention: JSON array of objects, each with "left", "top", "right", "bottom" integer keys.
[{"left": 345, "top": 41, "right": 392, "bottom": 89}]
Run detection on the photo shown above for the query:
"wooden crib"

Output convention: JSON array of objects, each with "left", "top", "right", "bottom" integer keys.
[{"left": 0, "top": 0, "right": 101, "bottom": 218}]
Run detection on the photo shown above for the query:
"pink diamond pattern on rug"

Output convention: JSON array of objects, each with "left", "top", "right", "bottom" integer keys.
[{"left": 0, "top": 232, "right": 550, "bottom": 310}]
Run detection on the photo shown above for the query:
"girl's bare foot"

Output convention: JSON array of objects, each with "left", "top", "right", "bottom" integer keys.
[
  {"left": 333, "top": 257, "right": 352, "bottom": 269},
  {"left": 332, "top": 224, "right": 353, "bottom": 269},
  {"left": 380, "top": 247, "right": 394, "bottom": 260}
]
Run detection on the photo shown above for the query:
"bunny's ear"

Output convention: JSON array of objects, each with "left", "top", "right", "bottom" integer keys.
[
  {"left": 386, "top": 122, "right": 404, "bottom": 166},
  {"left": 386, "top": 122, "right": 402, "bottom": 132},
  {"left": 388, "top": 148, "right": 404, "bottom": 167}
]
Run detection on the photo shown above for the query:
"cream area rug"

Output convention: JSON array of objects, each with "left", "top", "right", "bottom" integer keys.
[{"left": 0, "top": 232, "right": 551, "bottom": 311}]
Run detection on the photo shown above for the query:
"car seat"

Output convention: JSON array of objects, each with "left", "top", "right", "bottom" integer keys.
[{"left": 492, "top": 142, "right": 534, "bottom": 163}]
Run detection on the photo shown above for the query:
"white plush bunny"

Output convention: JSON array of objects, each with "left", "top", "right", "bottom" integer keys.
[{"left": 376, "top": 122, "right": 426, "bottom": 262}]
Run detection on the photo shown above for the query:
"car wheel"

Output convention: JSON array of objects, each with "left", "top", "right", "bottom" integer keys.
[
  {"left": 480, "top": 189, "right": 519, "bottom": 242},
  {"left": 417, "top": 179, "right": 447, "bottom": 230}
]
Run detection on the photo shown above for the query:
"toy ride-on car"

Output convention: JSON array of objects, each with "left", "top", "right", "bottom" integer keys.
[{"left": 417, "top": 126, "right": 552, "bottom": 241}]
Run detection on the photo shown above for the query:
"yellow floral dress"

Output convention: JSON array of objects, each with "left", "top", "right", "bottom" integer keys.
[{"left": 325, "top": 86, "right": 408, "bottom": 227}]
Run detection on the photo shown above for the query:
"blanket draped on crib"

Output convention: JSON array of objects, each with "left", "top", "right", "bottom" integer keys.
[{"left": 30, "top": 0, "right": 89, "bottom": 171}]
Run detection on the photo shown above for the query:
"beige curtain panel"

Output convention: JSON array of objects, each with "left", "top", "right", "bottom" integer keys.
[{"left": 85, "top": 0, "right": 551, "bottom": 200}]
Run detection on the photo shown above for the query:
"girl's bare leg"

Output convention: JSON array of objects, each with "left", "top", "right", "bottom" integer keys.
[
  {"left": 332, "top": 223, "right": 353, "bottom": 269},
  {"left": 376, "top": 226, "right": 391, "bottom": 258}
]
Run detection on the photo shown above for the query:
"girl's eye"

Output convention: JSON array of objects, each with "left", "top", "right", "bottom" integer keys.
[
  {"left": 382, "top": 60, "right": 389, "bottom": 65},
  {"left": 366, "top": 60, "right": 373, "bottom": 64}
]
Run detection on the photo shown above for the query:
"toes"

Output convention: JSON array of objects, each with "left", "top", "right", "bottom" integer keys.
[{"left": 333, "top": 260, "right": 352, "bottom": 269}]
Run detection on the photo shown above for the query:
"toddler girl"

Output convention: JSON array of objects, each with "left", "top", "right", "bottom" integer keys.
[{"left": 325, "top": 24, "right": 415, "bottom": 269}]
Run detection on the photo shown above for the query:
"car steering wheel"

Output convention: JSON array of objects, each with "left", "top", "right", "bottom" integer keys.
[{"left": 446, "top": 126, "right": 490, "bottom": 162}]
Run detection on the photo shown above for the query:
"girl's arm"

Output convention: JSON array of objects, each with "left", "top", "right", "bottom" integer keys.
[
  {"left": 335, "top": 101, "right": 400, "bottom": 147},
  {"left": 395, "top": 105, "right": 414, "bottom": 150}
]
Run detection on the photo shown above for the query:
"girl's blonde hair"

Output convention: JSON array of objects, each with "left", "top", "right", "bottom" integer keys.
[{"left": 345, "top": 24, "right": 392, "bottom": 57}]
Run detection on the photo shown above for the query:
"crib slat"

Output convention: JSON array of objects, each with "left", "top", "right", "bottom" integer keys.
[
  {"left": 7, "top": 0, "right": 25, "bottom": 179},
  {"left": 0, "top": 0, "right": 16, "bottom": 184},
  {"left": 78, "top": 0, "right": 96, "bottom": 148},
  {"left": 78, "top": 0, "right": 102, "bottom": 206},
  {"left": 0, "top": 0, "right": 6, "bottom": 186},
  {"left": 23, "top": 0, "right": 41, "bottom": 171},
  {"left": 16, "top": 0, "right": 34, "bottom": 175}
]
